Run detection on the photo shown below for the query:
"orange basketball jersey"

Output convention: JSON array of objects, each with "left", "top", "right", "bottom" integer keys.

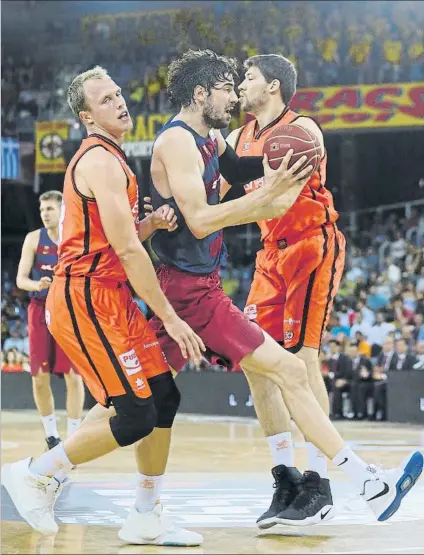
[
  {"left": 56, "top": 134, "right": 139, "bottom": 281},
  {"left": 234, "top": 108, "right": 339, "bottom": 244}
]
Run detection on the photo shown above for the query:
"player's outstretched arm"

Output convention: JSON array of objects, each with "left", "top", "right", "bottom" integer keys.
[
  {"left": 157, "top": 127, "right": 313, "bottom": 239},
  {"left": 16, "top": 230, "right": 51, "bottom": 292},
  {"left": 76, "top": 148, "right": 204, "bottom": 364}
]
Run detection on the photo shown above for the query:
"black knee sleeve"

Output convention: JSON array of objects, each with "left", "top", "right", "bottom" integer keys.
[
  {"left": 109, "top": 394, "right": 157, "bottom": 447},
  {"left": 149, "top": 372, "right": 181, "bottom": 428}
]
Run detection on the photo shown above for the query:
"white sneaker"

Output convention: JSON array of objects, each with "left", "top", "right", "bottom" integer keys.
[
  {"left": 118, "top": 504, "right": 203, "bottom": 546},
  {"left": 361, "top": 451, "right": 423, "bottom": 521},
  {"left": 1, "top": 457, "right": 60, "bottom": 535}
]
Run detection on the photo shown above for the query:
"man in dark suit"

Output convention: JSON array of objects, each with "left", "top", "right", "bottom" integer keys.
[
  {"left": 375, "top": 336, "right": 397, "bottom": 373},
  {"left": 393, "top": 338, "right": 417, "bottom": 371},
  {"left": 327, "top": 340, "right": 354, "bottom": 419},
  {"left": 372, "top": 337, "right": 416, "bottom": 421},
  {"left": 348, "top": 341, "right": 373, "bottom": 420}
]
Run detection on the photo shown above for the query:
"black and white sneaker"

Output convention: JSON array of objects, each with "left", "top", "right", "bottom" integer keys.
[
  {"left": 276, "top": 471, "right": 334, "bottom": 526},
  {"left": 45, "top": 436, "right": 61, "bottom": 451},
  {"left": 256, "top": 465, "right": 303, "bottom": 529}
]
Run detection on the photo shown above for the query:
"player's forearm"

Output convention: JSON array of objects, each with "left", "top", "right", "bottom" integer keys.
[
  {"left": 188, "top": 188, "right": 274, "bottom": 237},
  {"left": 191, "top": 184, "right": 303, "bottom": 238},
  {"left": 137, "top": 215, "right": 156, "bottom": 243},
  {"left": 219, "top": 144, "right": 264, "bottom": 186},
  {"left": 16, "top": 277, "right": 41, "bottom": 292},
  {"left": 118, "top": 245, "right": 176, "bottom": 323}
]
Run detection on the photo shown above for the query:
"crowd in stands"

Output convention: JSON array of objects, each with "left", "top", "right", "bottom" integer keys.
[
  {"left": 316, "top": 206, "right": 424, "bottom": 420},
  {"left": 2, "top": 0, "right": 423, "bottom": 138}
]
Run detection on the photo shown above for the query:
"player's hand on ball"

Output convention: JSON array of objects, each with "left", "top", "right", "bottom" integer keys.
[
  {"left": 163, "top": 314, "right": 206, "bottom": 365},
  {"left": 37, "top": 277, "right": 52, "bottom": 291},
  {"left": 262, "top": 151, "right": 313, "bottom": 197}
]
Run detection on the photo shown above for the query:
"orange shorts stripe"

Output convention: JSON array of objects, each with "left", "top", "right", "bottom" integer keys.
[
  {"left": 46, "top": 277, "right": 169, "bottom": 406},
  {"left": 245, "top": 225, "right": 346, "bottom": 351}
]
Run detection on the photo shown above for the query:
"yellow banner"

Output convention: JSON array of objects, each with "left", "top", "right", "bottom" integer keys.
[
  {"left": 35, "top": 121, "right": 69, "bottom": 173},
  {"left": 290, "top": 82, "right": 424, "bottom": 130}
]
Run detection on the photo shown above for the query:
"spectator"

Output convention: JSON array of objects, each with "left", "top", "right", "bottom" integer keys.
[
  {"left": 397, "top": 324, "right": 417, "bottom": 352},
  {"left": 357, "top": 299, "right": 376, "bottom": 326},
  {"left": 337, "top": 302, "right": 354, "bottom": 329},
  {"left": 390, "top": 230, "right": 407, "bottom": 263},
  {"left": 328, "top": 340, "right": 354, "bottom": 419},
  {"left": 329, "top": 314, "right": 350, "bottom": 338},
  {"left": 2, "top": 348, "right": 23, "bottom": 372},
  {"left": 2, "top": 325, "right": 25, "bottom": 353},
  {"left": 354, "top": 331, "right": 372, "bottom": 358},
  {"left": 350, "top": 311, "right": 372, "bottom": 340},
  {"left": 414, "top": 313, "right": 424, "bottom": 342},
  {"left": 394, "top": 338, "right": 417, "bottom": 370},
  {"left": 385, "top": 256, "right": 402, "bottom": 284},
  {"left": 412, "top": 341, "right": 424, "bottom": 370},
  {"left": 349, "top": 341, "right": 374, "bottom": 420},
  {"left": 367, "top": 285, "right": 389, "bottom": 311},
  {"left": 375, "top": 337, "right": 397, "bottom": 372},
  {"left": 368, "top": 311, "right": 395, "bottom": 357},
  {"left": 372, "top": 337, "right": 397, "bottom": 420}
]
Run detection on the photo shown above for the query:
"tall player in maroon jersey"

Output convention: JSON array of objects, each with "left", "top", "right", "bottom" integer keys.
[{"left": 16, "top": 190, "right": 85, "bottom": 449}]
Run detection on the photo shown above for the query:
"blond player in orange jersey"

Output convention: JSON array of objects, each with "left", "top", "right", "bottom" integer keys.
[{"left": 2, "top": 66, "right": 205, "bottom": 546}]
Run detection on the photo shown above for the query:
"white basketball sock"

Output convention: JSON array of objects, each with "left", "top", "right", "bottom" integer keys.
[
  {"left": 267, "top": 432, "right": 295, "bottom": 467},
  {"left": 41, "top": 414, "right": 59, "bottom": 439},
  {"left": 306, "top": 442, "right": 328, "bottom": 478},
  {"left": 29, "top": 442, "right": 73, "bottom": 478},
  {"left": 332, "top": 445, "right": 371, "bottom": 490},
  {"left": 67, "top": 417, "right": 81, "bottom": 438},
  {"left": 135, "top": 473, "right": 164, "bottom": 513}
]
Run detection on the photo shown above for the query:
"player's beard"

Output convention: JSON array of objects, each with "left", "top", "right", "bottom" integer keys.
[
  {"left": 202, "top": 98, "right": 229, "bottom": 129},
  {"left": 241, "top": 87, "right": 268, "bottom": 114}
]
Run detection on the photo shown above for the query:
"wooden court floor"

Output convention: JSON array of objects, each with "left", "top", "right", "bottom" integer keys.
[{"left": 2, "top": 410, "right": 424, "bottom": 554}]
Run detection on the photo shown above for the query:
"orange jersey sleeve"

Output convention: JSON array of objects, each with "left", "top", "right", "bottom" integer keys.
[{"left": 55, "top": 134, "right": 140, "bottom": 281}]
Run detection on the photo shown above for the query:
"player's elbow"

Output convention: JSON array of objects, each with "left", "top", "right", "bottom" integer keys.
[
  {"left": 114, "top": 241, "right": 142, "bottom": 264},
  {"left": 187, "top": 219, "right": 209, "bottom": 240},
  {"left": 16, "top": 275, "right": 24, "bottom": 290}
]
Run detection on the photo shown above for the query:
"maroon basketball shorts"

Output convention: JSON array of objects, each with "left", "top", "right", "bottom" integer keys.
[
  {"left": 149, "top": 265, "right": 265, "bottom": 372},
  {"left": 27, "top": 298, "right": 74, "bottom": 376}
]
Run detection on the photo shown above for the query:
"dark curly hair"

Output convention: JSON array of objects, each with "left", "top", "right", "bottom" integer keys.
[{"left": 167, "top": 49, "right": 239, "bottom": 108}]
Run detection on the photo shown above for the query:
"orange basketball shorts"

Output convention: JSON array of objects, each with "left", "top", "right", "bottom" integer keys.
[
  {"left": 46, "top": 277, "right": 169, "bottom": 406},
  {"left": 245, "top": 224, "right": 346, "bottom": 352}
]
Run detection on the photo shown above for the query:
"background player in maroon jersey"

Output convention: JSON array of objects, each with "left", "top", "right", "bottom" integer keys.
[{"left": 16, "top": 190, "right": 85, "bottom": 450}]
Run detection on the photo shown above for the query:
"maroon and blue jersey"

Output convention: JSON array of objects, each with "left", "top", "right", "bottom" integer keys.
[
  {"left": 150, "top": 119, "right": 227, "bottom": 274},
  {"left": 30, "top": 227, "right": 57, "bottom": 300}
]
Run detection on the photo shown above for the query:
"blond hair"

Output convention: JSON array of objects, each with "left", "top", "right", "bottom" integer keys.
[
  {"left": 67, "top": 65, "right": 109, "bottom": 119},
  {"left": 39, "top": 190, "right": 62, "bottom": 204}
]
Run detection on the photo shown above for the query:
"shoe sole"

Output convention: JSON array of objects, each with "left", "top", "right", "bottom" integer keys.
[
  {"left": 256, "top": 516, "right": 278, "bottom": 530},
  {"left": 378, "top": 451, "right": 423, "bottom": 522},
  {"left": 118, "top": 531, "right": 202, "bottom": 546},
  {"left": 1, "top": 464, "right": 58, "bottom": 535},
  {"left": 275, "top": 505, "right": 335, "bottom": 526}
]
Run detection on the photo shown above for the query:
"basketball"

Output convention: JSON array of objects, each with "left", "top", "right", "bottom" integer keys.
[{"left": 263, "top": 123, "right": 321, "bottom": 173}]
